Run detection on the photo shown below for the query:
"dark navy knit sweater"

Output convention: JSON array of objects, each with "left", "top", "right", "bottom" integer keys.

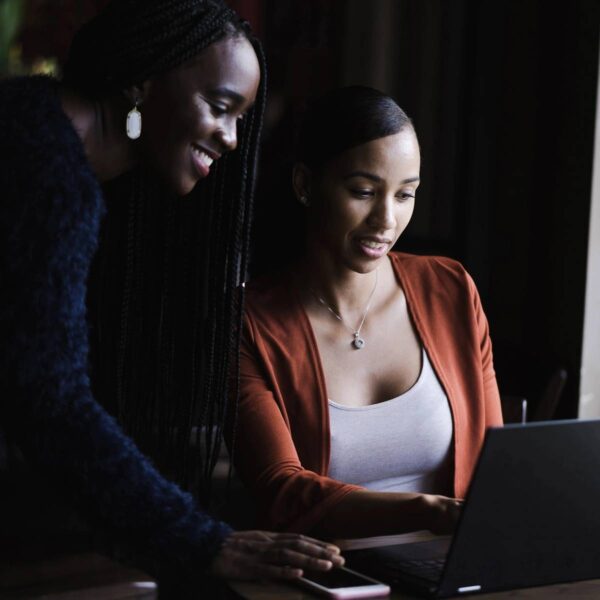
[{"left": 0, "top": 75, "right": 232, "bottom": 575}]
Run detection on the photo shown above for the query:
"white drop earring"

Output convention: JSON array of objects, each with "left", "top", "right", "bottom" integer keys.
[
  {"left": 126, "top": 101, "right": 142, "bottom": 140},
  {"left": 300, "top": 195, "right": 310, "bottom": 207}
]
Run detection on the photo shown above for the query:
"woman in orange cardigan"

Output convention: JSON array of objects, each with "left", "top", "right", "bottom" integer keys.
[{"left": 230, "top": 86, "right": 503, "bottom": 539}]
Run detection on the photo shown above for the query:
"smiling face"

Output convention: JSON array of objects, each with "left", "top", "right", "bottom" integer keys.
[
  {"left": 135, "top": 34, "right": 260, "bottom": 196},
  {"left": 300, "top": 128, "right": 420, "bottom": 273}
]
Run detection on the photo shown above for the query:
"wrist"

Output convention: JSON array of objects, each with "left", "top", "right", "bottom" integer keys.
[
  {"left": 416, "top": 494, "right": 440, "bottom": 531},
  {"left": 392, "top": 493, "right": 437, "bottom": 532}
]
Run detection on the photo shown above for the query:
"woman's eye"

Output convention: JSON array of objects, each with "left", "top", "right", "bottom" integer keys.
[
  {"left": 210, "top": 103, "right": 228, "bottom": 116},
  {"left": 351, "top": 189, "right": 374, "bottom": 198},
  {"left": 397, "top": 191, "right": 416, "bottom": 201}
]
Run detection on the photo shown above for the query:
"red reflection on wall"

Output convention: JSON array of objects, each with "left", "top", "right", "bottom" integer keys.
[{"left": 19, "top": 0, "right": 110, "bottom": 66}]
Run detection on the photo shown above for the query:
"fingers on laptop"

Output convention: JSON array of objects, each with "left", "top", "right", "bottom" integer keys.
[
  {"left": 424, "top": 494, "right": 464, "bottom": 535},
  {"left": 210, "top": 530, "right": 345, "bottom": 580}
]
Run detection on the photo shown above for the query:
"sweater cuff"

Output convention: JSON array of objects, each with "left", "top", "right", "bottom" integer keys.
[{"left": 134, "top": 514, "right": 234, "bottom": 582}]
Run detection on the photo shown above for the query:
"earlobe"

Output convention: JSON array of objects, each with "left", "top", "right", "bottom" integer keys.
[
  {"left": 124, "top": 81, "right": 151, "bottom": 106},
  {"left": 292, "top": 163, "right": 312, "bottom": 207}
]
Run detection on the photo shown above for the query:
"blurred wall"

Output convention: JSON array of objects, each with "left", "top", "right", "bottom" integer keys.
[{"left": 251, "top": 0, "right": 600, "bottom": 419}]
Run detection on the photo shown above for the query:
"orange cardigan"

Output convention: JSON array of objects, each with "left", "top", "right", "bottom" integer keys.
[{"left": 230, "top": 253, "right": 502, "bottom": 533}]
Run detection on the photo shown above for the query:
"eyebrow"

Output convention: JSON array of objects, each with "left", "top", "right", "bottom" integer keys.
[
  {"left": 344, "top": 171, "right": 420, "bottom": 185},
  {"left": 210, "top": 87, "right": 247, "bottom": 104}
]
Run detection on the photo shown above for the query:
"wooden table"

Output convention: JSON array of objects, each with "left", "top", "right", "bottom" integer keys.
[
  {"left": 229, "top": 577, "right": 600, "bottom": 599},
  {"left": 0, "top": 553, "right": 157, "bottom": 599},
  {"left": 227, "top": 531, "right": 600, "bottom": 599},
  {"left": 4, "top": 552, "right": 600, "bottom": 599}
]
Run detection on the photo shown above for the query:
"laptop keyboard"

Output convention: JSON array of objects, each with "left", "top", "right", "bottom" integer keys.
[{"left": 384, "top": 557, "right": 445, "bottom": 584}]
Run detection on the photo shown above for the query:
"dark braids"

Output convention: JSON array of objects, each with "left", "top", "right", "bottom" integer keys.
[
  {"left": 64, "top": 0, "right": 244, "bottom": 97},
  {"left": 221, "top": 42, "right": 267, "bottom": 497},
  {"left": 82, "top": 1, "right": 267, "bottom": 503}
]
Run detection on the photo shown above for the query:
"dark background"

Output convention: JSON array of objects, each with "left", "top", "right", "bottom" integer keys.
[
  {"left": 228, "top": 0, "right": 600, "bottom": 421},
  {"left": 14, "top": 0, "right": 600, "bottom": 420}
]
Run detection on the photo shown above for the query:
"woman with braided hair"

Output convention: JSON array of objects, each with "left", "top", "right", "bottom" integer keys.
[{"left": 0, "top": 0, "right": 343, "bottom": 586}]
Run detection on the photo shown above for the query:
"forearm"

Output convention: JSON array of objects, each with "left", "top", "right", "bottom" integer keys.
[
  {"left": 312, "top": 489, "right": 454, "bottom": 539},
  {"left": 5, "top": 378, "right": 231, "bottom": 571}
]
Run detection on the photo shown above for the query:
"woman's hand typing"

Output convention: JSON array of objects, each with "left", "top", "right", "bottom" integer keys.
[{"left": 422, "top": 494, "right": 463, "bottom": 535}]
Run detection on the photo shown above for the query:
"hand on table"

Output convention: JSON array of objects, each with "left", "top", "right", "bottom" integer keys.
[{"left": 209, "top": 530, "right": 345, "bottom": 580}]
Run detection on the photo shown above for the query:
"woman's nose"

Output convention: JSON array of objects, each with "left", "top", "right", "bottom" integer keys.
[
  {"left": 215, "top": 119, "right": 238, "bottom": 152},
  {"left": 368, "top": 196, "right": 396, "bottom": 230}
]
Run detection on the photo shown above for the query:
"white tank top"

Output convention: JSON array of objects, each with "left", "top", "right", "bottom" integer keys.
[{"left": 327, "top": 349, "right": 453, "bottom": 494}]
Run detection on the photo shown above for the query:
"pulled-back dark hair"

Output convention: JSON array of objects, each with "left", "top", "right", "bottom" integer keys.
[
  {"left": 252, "top": 86, "right": 410, "bottom": 275},
  {"left": 74, "top": 0, "right": 267, "bottom": 501},
  {"left": 295, "top": 85, "right": 412, "bottom": 169}
]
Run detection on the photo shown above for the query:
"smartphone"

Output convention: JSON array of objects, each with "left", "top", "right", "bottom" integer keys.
[{"left": 297, "top": 566, "right": 390, "bottom": 599}]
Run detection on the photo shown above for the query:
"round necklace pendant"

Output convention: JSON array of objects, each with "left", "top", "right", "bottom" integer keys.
[{"left": 352, "top": 336, "right": 365, "bottom": 349}]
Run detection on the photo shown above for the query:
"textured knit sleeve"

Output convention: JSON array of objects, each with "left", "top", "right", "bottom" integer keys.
[
  {"left": 0, "top": 77, "right": 231, "bottom": 577},
  {"left": 228, "top": 311, "right": 362, "bottom": 534}
]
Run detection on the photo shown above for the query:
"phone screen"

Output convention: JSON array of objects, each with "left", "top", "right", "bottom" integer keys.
[{"left": 301, "top": 568, "right": 376, "bottom": 589}]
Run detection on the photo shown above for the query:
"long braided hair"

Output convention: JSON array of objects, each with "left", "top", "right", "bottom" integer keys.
[{"left": 64, "top": 0, "right": 266, "bottom": 501}]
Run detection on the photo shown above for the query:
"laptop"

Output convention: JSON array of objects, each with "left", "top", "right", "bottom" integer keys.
[{"left": 345, "top": 419, "right": 600, "bottom": 597}]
